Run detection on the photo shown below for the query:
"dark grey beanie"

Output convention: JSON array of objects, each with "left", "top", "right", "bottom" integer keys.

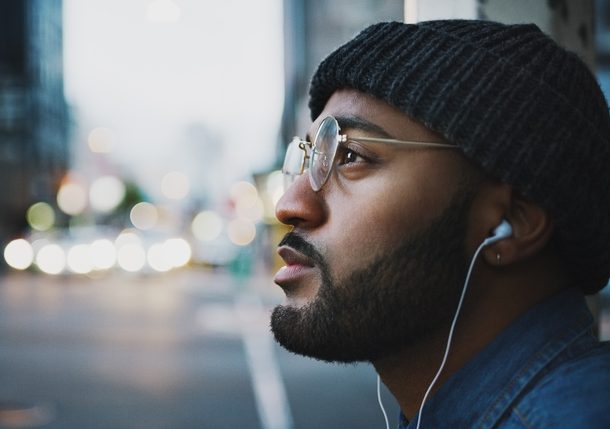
[{"left": 309, "top": 20, "right": 610, "bottom": 294}]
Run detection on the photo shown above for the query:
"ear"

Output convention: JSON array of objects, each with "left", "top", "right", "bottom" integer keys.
[{"left": 482, "top": 191, "right": 554, "bottom": 266}]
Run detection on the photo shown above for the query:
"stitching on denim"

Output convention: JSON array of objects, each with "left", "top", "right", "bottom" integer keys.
[{"left": 513, "top": 407, "right": 535, "bottom": 429}]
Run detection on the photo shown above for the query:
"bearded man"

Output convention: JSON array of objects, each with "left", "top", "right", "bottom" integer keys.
[{"left": 271, "top": 20, "right": 610, "bottom": 428}]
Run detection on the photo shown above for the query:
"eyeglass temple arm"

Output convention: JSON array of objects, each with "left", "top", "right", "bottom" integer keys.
[{"left": 344, "top": 135, "right": 457, "bottom": 149}]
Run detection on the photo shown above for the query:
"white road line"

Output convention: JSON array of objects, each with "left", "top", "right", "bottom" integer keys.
[{"left": 235, "top": 293, "right": 294, "bottom": 429}]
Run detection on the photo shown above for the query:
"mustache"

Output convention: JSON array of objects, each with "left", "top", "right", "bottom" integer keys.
[{"left": 278, "top": 232, "right": 325, "bottom": 266}]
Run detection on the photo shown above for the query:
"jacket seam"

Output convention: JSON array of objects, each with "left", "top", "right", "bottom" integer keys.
[{"left": 512, "top": 407, "right": 535, "bottom": 429}]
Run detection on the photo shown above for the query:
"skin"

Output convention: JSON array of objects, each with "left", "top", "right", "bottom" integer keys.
[{"left": 274, "top": 88, "right": 569, "bottom": 419}]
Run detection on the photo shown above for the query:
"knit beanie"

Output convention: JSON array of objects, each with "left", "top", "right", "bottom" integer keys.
[{"left": 309, "top": 20, "right": 610, "bottom": 294}]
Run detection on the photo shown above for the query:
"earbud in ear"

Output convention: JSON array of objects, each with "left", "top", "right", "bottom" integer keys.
[{"left": 483, "top": 219, "right": 513, "bottom": 246}]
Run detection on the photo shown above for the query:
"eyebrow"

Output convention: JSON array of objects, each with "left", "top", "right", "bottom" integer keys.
[
  {"left": 334, "top": 115, "right": 394, "bottom": 138},
  {"left": 306, "top": 115, "right": 394, "bottom": 142}
]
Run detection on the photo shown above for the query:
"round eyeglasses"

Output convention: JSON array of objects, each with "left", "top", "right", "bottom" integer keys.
[{"left": 282, "top": 116, "right": 458, "bottom": 192}]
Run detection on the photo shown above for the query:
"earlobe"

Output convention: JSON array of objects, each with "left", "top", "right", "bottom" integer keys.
[{"left": 482, "top": 193, "right": 554, "bottom": 266}]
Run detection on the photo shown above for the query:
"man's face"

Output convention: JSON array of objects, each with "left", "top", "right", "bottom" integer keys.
[{"left": 271, "top": 89, "right": 479, "bottom": 363}]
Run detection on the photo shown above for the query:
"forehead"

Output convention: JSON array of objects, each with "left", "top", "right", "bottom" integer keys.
[{"left": 309, "top": 89, "right": 447, "bottom": 143}]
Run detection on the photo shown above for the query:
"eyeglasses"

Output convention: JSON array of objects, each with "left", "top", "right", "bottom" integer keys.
[{"left": 282, "top": 115, "right": 458, "bottom": 192}]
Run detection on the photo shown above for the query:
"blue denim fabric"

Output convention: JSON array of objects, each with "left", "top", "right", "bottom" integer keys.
[{"left": 398, "top": 288, "right": 610, "bottom": 428}]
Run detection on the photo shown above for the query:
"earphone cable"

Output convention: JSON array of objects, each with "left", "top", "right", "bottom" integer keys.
[
  {"left": 377, "top": 375, "right": 390, "bottom": 429},
  {"left": 415, "top": 240, "right": 487, "bottom": 429}
]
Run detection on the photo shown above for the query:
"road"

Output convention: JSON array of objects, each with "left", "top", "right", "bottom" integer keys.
[{"left": 0, "top": 268, "right": 399, "bottom": 429}]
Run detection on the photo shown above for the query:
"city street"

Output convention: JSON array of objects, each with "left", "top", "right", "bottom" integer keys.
[{"left": 0, "top": 268, "right": 398, "bottom": 429}]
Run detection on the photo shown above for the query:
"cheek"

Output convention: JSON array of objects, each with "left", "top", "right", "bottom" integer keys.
[
  {"left": 322, "top": 157, "right": 461, "bottom": 277},
  {"left": 323, "top": 185, "right": 414, "bottom": 278}
]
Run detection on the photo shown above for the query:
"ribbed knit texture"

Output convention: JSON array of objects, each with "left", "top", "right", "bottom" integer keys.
[{"left": 309, "top": 20, "right": 610, "bottom": 294}]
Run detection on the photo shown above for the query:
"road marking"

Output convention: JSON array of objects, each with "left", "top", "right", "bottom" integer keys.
[
  {"left": 235, "top": 293, "right": 294, "bottom": 429},
  {"left": 195, "top": 294, "right": 293, "bottom": 429}
]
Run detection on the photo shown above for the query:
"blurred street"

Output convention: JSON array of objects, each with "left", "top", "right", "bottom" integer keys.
[{"left": 0, "top": 268, "right": 397, "bottom": 429}]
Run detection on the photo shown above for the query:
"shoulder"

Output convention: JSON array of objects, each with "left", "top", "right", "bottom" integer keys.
[{"left": 507, "top": 341, "right": 610, "bottom": 428}]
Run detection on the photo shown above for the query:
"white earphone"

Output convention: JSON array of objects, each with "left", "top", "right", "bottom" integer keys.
[{"left": 484, "top": 219, "right": 513, "bottom": 246}]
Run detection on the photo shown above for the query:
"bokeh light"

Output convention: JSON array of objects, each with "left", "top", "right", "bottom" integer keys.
[
  {"left": 236, "top": 197, "right": 264, "bottom": 222},
  {"left": 117, "top": 243, "right": 146, "bottom": 272},
  {"left": 231, "top": 181, "right": 264, "bottom": 222},
  {"left": 36, "top": 244, "right": 66, "bottom": 275},
  {"left": 230, "top": 181, "right": 259, "bottom": 207},
  {"left": 67, "top": 244, "right": 94, "bottom": 274},
  {"left": 191, "top": 211, "right": 223, "bottom": 242},
  {"left": 57, "top": 181, "right": 88, "bottom": 216},
  {"left": 26, "top": 202, "right": 55, "bottom": 231},
  {"left": 227, "top": 218, "right": 256, "bottom": 246},
  {"left": 161, "top": 171, "right": 190, "bottom": 200},
  {"left": 266, "top": 170, "right": 285, "bottom": 206},
  {"left": 87, "top": 127, "right": 114, "bottom": 153},
  {"left": 90, "top": 176, "right": 126, "bottom": 213},
  {"left": 130, "top": 202, "right": 158, "bottom": 230},
  {"left": 164, "top": 238, "right": 191, "bottom": 267},
  {"left": 147, "top": 243, "right": 172, "bottom": 272},
  {"left": 4, "top": 239, "right": 34, "bottom": 270},
  {"left": 90, "top": 239, "right": 117, "bottom": 270},
  {"left": 115, "top": 229, "right": 142, "bottom": 249}
]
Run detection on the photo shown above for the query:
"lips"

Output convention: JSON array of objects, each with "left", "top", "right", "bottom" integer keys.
[
  {"left": 274, "top": 246, "right": 316, "bottom": 286},
  {"left": 277, "top": 246, "right": 314, "bottom": 267}
]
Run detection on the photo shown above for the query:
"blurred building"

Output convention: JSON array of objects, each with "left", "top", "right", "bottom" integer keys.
[
  {"left": 280, "top": 0, "right": 404, "bottom": 154},
  {"left": 0, "top": 0, "right": 69, "bottom": 244},
  {"left": 596, "top": 0, "right": 610, "bottom": 100}
]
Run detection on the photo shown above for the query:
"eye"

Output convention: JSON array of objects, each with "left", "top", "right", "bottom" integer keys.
[{"left": 336, "top": 146, "right": 367, "bottom": 166}]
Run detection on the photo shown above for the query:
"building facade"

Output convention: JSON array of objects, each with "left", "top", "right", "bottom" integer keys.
[
  {"left": 0, "top": 0, "right": 69, "bottom": 245},
  {"left": 280, "top": 0, "right": 404, "bottom": 154}
]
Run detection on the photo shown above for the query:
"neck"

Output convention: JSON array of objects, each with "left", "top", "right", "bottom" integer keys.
[
  {"left": 372, "top": 315, "right": 485, "bottom": 419},
  {"left": 373, "top": 334, "right": 446, "bottom": 419}
]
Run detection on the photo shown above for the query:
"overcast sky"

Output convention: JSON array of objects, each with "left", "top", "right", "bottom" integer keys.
[{"left": 63, "top": 0, "right": 284, "bottom": 204}]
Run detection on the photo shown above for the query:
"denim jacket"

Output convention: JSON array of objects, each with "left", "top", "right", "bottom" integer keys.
[{"left": 398, "top": 288, "right": 610, "bottom": 428}]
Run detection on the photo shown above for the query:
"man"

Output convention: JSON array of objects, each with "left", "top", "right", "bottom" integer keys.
[{"left": 270, "top": 20, "right": 610, "bottom": 428}]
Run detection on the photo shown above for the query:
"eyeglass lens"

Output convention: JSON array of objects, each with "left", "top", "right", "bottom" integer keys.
[
  {"left": 282, "top": 117, "right": 340, "bottom": 192},
  {"left": 310, "top": 116, "right": 339, "bottom": 191},
  {"left": 282, "top": 137, "right": 306, "bottom": 190}
]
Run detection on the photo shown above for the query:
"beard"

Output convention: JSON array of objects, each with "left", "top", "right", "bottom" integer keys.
[{"left": 270, "top": 187, "right": 477, "bottom": 363}]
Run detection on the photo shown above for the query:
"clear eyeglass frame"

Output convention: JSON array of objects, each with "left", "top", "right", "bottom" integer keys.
[{"left": 282, "top": 115, "right": 458, "bottom": 192}]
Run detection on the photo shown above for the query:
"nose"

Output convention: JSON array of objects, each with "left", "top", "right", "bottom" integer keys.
[{"left": 275, "top": 173, "right": 326, "bottom": 229}]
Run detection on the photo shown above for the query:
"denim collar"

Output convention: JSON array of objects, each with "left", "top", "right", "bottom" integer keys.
[{"left": 399, "top": 288, "right": 594, "bottom": 428}]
